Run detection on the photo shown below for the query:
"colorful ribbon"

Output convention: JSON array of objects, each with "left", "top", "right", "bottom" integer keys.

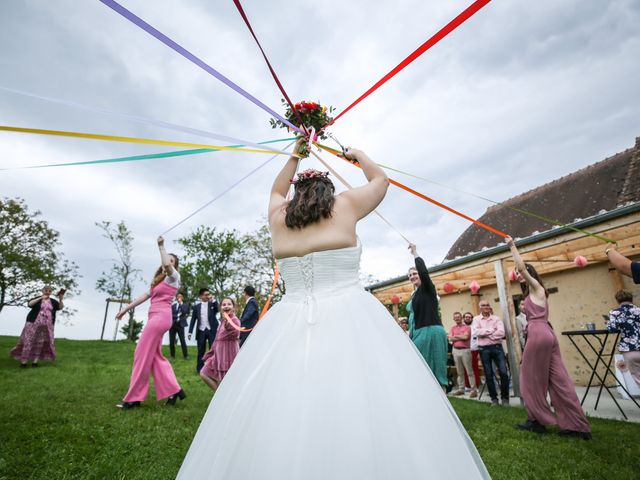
[
  {"left": 376, "top": 162, "right": 614, "bottom": 244},
  {"left": 99, "top": 0, "right": 302, "bottom": 134},
  {"left": 310, "top": 149, "right": 411, "bottom": 244},
  {"left": 160, "top": 140, "right": 297, "bottom": 235},
  {"left": 0, "top": 85, "right": 294, "bottom": 156},
  {"left": 0, "top": 126, "right": 292, "bottom": 155},
  {"left": 221, "top": 261, "right": 281, "bottom": 333},
  {"left": 327, "top": 0, "right": 491, "bottom": 127},
  {"left": 0, "top": 138, "right": 295, "bottom": 171},
  {"left": 232, "top": 0, "right": 305, "bottom": 130},
  {"left": 317, "top": 143, "right": 507, "bottom": 238}
]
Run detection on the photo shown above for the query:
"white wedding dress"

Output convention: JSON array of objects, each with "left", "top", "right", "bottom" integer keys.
[{"left": 177, "top": 243, "right": 489, "bottom": 479}]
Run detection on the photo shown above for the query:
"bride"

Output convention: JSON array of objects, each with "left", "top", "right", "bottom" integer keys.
[{"left": 177, "top": 139, "right": 489, "bottom": 479}]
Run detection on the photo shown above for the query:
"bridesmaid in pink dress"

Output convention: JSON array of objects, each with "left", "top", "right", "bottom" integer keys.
[
  {"left": 200, "top": 298, "right": 241, "bottom": 391},
  {"left": 506, "top": 236, "right": 591, "bottom": 439},
  {"left": 115, "top": 236, "right": 185, "bottom": 409}
]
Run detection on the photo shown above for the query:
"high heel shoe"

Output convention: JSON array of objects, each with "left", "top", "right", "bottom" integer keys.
[
  {"left": 165, "top": 389, "right": 187, "bottom": 406},
  {"left": 116, "top": 401, "right": 141, "bottom": 410}
]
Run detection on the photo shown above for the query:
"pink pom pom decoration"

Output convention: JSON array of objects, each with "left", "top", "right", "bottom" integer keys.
[
  {"left": 390, "top": 295, "right": 401, "bottom": 305},
  {"left": 443, "top": 282, "right": 455, "bottom": 294},
  {"left": 574, "top": 255, "right": 588, "bottom": 268},
  {"left": 508, "top": 270, "right": 518, "bottom": 282},
  {"left": 469, "top": 280, "right": 481, "bottom": 294}
]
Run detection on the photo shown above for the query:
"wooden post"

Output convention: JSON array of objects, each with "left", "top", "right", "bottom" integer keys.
[
  {"left": 470, "top": 293, "right": 481, "bottom": 316},
  {"left": 100, "top": 299, "right": 110, "bottom": 341},
  {"left": 392, "top": 304, "right": 399, "bottom": 321},
  {"left": 608, "top": 267, "right": 624, "bottom": 292},
  {"left": 494, "top": 259, "right": 522, "bottom": 399}
]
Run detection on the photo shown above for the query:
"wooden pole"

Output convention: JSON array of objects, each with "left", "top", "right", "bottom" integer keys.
[
  {"left": 100, "top": 299, "right": 110, "bottom": 341},
  {"left": 470, "top": 293, "right": 481, "bottom": 316},
  {"left": 494, "top": 259, "right": 522, "bottom": 399}
]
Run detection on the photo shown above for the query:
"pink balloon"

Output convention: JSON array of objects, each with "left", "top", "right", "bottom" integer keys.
[
  {"left": 469, "top": 280, "right": 481, "bottom": 294},
  {"left": 508, "top": 270, "right": 518, "bottom": 282},
  {"left": 443, "top": 282, "right": 455, "bottom": 294},
  {"left": 574, "top": 255, "right": 588, "bottom": 268}
]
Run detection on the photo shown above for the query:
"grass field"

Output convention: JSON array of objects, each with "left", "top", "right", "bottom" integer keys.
[{"left": 1, "top": 335, "right": 638, "bottom": 479}]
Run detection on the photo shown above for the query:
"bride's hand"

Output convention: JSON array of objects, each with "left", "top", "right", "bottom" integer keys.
[{"left": 343, "top": 147, "right": 362, "bottom": 161}]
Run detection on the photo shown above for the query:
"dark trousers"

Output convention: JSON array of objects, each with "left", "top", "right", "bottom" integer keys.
[
  {"left": 196, "top": 328, "right": 216, "bottom": 373},
  {"left": 169, "top": 323, "right": 188, "bottom": 359},
  {"left": 479, "top": 344, "right": 510, "bottom": 401}
]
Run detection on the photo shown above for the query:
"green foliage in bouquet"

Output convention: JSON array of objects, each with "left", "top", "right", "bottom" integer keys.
[{"left": 270, "top": 99, "right": 335, "bottom": 157}]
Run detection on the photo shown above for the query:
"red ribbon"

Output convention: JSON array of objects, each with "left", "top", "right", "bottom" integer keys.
[
  {"left": 232, "top": 0, "right": 306, "bottom": 132},
  {"left": 326, "top": 0, "right": 491, "bottom": 127}
]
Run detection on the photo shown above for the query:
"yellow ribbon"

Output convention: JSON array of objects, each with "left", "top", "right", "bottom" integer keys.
[{"left": 0, "top": 125, "right": 288, "bottom": 155}]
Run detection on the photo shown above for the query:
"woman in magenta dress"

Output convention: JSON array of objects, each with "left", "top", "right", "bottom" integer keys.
[
  {"left": 11, "top": 286, "right": 65, "bottom": 367},
  {"left": 200, "top": 297, "right": 241, "bottom": 391},
  {"left": 115, "top": 236, "right": 185, "bottom": 409},
  {"left": 506, "top": 236, "right": 591, "bottom": 439}
]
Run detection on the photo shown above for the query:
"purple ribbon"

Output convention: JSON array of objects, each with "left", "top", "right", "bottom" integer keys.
[{"left": 99, "top": 0, "right": 302, "bottom": 133}]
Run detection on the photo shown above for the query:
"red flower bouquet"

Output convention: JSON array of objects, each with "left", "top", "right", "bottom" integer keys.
[{"left": 270, "top": 99, "right": 335, "bottom": 157}]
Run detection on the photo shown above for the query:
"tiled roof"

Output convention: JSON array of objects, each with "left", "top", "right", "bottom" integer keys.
[{"left": 445, "top": 137, "right": 640, "bottom": 261}]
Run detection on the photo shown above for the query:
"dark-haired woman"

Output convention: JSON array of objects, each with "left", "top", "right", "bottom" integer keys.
[
  {"left": 506, "top": 236, "right": 591, "bottom": 439},
  {"left": 407, "top": 243, "right": 449, "bottom": 390},
  {"left": 179, "top": 138, "right": 489, "bottom": 479},
  {"left": 115, "top": 236, "right": 185, "bottom": 409},
  {"left": 11, "top": 286, "right": 65, "bottom": 367}
]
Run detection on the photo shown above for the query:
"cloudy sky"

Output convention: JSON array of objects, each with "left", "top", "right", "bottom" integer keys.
[{"left": 1, "top": 0, "right": 639, "bottom": 340}]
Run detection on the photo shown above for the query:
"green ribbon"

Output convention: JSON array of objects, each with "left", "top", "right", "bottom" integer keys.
[{"left": 0, "top": 137, "right": 296, "bottom": 171}]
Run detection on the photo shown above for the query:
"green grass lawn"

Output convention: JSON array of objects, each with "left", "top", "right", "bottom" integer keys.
[{"left": 1, "top": 335, "right": 638, "bottom": 480}]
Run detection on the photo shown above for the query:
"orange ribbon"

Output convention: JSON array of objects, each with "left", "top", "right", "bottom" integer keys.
[{"left": 317, "top": 144, "right": 507, "bottom": 238}]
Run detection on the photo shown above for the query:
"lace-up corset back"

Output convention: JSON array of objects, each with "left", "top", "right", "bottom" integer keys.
[{"left": 277, "top": 244, "right": 362, "bottom": 299}]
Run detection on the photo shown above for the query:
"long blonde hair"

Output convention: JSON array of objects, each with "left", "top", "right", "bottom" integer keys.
[{"left": 151, "top": 254, "right": 179, "bottom": 288}]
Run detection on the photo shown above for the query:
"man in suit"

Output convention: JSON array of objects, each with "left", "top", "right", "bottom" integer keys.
[
  {"left": 170, "top": 293, "right": 190, "bottom": 359},
  {"left": 188, "top": 287, "right": 219, "bottom": 373},
  {"left": 239, "top": 286, "right": 259, "bottom": 347}
]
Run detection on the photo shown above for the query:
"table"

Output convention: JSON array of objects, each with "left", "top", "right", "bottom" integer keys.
[{"left": 562, "top": 329, "right": 640, "bottom": 420}]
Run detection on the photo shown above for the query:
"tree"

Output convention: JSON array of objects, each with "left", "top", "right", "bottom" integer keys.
[
  {"left": 177, "top": 226, "right": 244, "bottom": 303},
  {"left": 238, "top": 222, "right": 285, "bottom": 306},
  {"left": 95, "top": 221, "right": 141, "bottom": 339},
  {"left": 0, "top": 198, "right": 79, "bottom": 317},
  {"left": 119, "top": 317, "right": 144, "bottom": 342}
]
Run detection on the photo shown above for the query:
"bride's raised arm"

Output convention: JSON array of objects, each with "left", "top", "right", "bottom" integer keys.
[
  {"left": 339, "top": 148, "right": 389, "bottom": 220},
  {"left": 268, "top": 138, "right": 305, "bottom": 221}
]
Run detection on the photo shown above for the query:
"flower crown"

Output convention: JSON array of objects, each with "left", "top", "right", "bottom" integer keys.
[{"left": 289, "top": 169, "right": 330, "bottom": 185}]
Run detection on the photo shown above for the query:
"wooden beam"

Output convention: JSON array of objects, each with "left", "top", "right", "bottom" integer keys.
[{"left": 494, "top": 259, "right": 522, "bottom": 399}]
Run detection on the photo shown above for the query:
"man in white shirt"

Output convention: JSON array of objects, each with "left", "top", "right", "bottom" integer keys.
[{"left": 188, "top": 287, "right": 219, "bottom": 373}]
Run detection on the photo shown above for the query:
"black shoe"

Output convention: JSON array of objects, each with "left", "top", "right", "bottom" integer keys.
[
  {"left": 558, "top": 429, "right": 592, "bottom": 440},
  {"left": 32, "top": 363, "right": 39, "bottom": 368},
  {"left": 20, "top": 363, "right": 28, "bottom": 369},
  {"left": 165, "top": 389, "right": 187, "bottom": 406},
  {"left": 116, "top": 401, "right": 141, "bottom": 410},
  {"left": 517, "top": 420, "right": 547, "bottom": 434}
]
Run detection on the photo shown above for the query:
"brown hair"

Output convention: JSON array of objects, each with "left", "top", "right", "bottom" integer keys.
[
  {"left": 519, "top": 263, "right": 548, "bottom": 298},
  {"left": 285, "top": 177, "right": 335, "bottom": 229},
  {"left": 615, "top": 290, "right": 633, "bottom": 304},
  {"left": 151, "top": 254, "right": 179, "bottom": 288}
]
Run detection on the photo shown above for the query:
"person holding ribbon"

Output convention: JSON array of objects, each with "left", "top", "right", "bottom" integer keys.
[
  {"left": 199, "top": 298, "right": 241, "bottom": 391},
  {"left": 506, "top": 236, "right": 591, "bottom": 439},
  {"left": 406, "top": 243, "right": 449, "bottom": 390},
  {"left": 115, "top": 236, "right": 185, "bottom": 409},
  {"left": 178, "top": 138, "right": 489, "bottom": 479}
]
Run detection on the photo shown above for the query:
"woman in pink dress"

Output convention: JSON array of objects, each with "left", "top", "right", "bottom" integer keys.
[
  {"left": 200, "top": 297, "right": 241, "bottom": 391},
  {"left": 115, "top": 236, "right": 185, "bottom": 409},
  {"left": 11, "top": 286, "right": 65, "bottom": 367},
  {"left": 506, "top": 236, "right": 591, "bottom": 439}
]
